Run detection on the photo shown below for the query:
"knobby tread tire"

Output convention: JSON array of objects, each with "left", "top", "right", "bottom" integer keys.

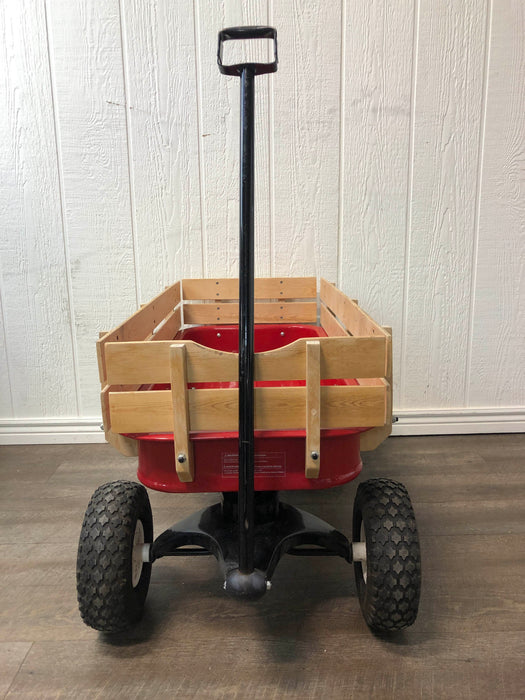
[
  {"left": 353, "top": 478, "right": 421, "bottom": 632},
  {"left": 77, "top": 480, "right": 153, "bottom": 632}
]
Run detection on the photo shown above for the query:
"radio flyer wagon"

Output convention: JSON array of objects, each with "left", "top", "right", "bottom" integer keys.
[{"left": 77, "top": 27, "right": 421, "bottom": 634}]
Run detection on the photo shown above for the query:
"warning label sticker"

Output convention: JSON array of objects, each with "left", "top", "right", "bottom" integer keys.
[{"left": 222, "top": 452, "right": 286, "bottom": 478}]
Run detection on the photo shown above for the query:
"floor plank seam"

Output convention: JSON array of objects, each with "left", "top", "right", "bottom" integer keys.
[{"left": 3, "top": 642, "right": 33, "bottom": 700}]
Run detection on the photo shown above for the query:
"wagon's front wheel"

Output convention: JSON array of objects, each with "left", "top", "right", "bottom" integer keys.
[
  {"left": 77, "top": 480, "right": 153, "bottom": 632},
  {"left": 352, "top": 478, "right": 421, "bottom": 632}
]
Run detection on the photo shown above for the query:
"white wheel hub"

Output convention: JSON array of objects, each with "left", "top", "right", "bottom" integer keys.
[
  {"left": 132, "top": 520, "right": 145, "bottom": 588},
  {"left": 352, "top": 522, "right": 368, "bottom": 583}
]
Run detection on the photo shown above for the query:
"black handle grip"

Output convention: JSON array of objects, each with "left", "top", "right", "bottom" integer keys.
[{"left": 217, "top": 26, "right": 278, "bottom": 76}]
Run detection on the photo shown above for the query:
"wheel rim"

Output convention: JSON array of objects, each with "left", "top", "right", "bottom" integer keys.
[
  {"left": 360, "top": 521, "right": 367, "bottom": 584},
  {"left": 131, "top": 520, "right": 145, "bottom": 588}
]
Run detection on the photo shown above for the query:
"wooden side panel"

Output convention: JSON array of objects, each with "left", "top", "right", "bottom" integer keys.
[
  {"left": 183, "top": 301, "right": 317, "bottom": 325},
  {"left": 105, "top": 336, "right": 386, "bottom": 385},
  {"left": 150, "top": 307, "right": 182, "bottom": 342},
  {"left": 360, "top": 326, "right": 393, "bottom": 451},
  {"left": 97, "top": 282, "right": 181, "bottom": 382},
  {"left": 305, "top": 341, "right": 321, "bottom": 478},
  {"left": 468, "top": 0, "right": 525, "bottom": 407},
  {"left": 100, "top": 385, "right": 138, "bottom": 457},
  {"left": 320, "top": 304, "right": 349, "bottom": 338},
  {"left": 0, "top": 0, "right": 77, "bottom": 417},
  {"left": 100, "top": 282, "right": 181, "bottom": 344},
  {"left": 170, "top": 345, "right": 193, "bottom": 482},
  {"left": 123, "top": 0, "right": 203, "bottom": 295},
  {"left": 108, "top": 384, "right": 386, "bottom": 434},
  {"left": 182, "top": 277, "right": 317, "bottom": 301},
  {"left": 320, "top": 279, "right": 387, "bottom": 337},
  {"left": 401, "top": 0, "right": 487, "bottom": 408}
]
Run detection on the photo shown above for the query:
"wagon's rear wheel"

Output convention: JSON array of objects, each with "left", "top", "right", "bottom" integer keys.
[
  {"left": 77, "top": 480, "right": 153, "bottom": 632},
  {"left": 352, "top": 478, "right": 421, "bottom": 632}
]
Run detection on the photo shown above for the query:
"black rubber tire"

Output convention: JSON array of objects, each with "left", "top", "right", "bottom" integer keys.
[
  {"left": 353, "top": 478, "right": 421, "bottom": 632},
  {"left": 77, "top": 480, "right": 153, "bottom": 632}
]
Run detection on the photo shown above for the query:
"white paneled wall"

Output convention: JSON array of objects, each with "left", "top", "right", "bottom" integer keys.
[{"left": 0, "top": 0, "right": 524, "bottom": 442}]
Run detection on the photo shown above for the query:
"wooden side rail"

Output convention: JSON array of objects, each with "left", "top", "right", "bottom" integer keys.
[
  {"left": 108, "top": 383, "right": 387, "bottom": 435},
  {"left": 104, "top": 336, "right": 386, "bottom": 385},
  {"left": 183, "top": 301, "right": 317, "bottom": 325},
  {"left": 97, "top": 281, "right": 182, "bottom": 384},
  {"left": 320, "top": 279, "right": 387, "bottom": 338},
  {"left": 359, "top": 326, "right": 393, "bottom": 451},
  {"left": 182, "top": 277, "right": 317, "bottom": 325},
  {"left": 97, "top": 281, "right": 182, "bottom": 455},
  {"left": 320, "top": 303, "right": 348, "bottom": 337},
  {"left": 182, "top": 276, "right": 317, "bottom": 300}
]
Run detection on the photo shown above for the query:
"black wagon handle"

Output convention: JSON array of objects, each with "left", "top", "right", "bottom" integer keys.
[
  {"left": 217, "top": 26, "right": 278, "bottom": 76},
  {"left": 217, "top": 27, "right": 277, "bottom": 594}
]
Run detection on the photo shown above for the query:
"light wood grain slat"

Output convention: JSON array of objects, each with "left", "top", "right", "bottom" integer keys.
[
  {"left": 105, "top": 336, "right": 386, "bottom": 385},
  {"left": 320, "top": 279, "right": 386, "bottom": 337},
  {"left": 97, "top": 282, "right": 181, "bottom": 383},
  {"left": 149, "top": 306, "right": 182, "bottom": 341},
  {"left": 183, "top": 301, "right": 317, "bottom": 325},
  {"left": 108, "top": 384, "right": 386, "bottom": 434},
  {"left": 170, "top": 344, "right": 193, "bottom": 482},
  {"left": 360, "top": 326, "right": 393, "bottom": 451},
  {"left": 100, "top": 385, "right": 139, "bottom": 457},
  {"left": 182, "top": 277, "right": 317, "bottom": 300},
  {"left": 305, "top": 340, "right": 321, "bottom": 478},
  {"left": 320, "top": 303, "right": 349, "bottom": 337}
]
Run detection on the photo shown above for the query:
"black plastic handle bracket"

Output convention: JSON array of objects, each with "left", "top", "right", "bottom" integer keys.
[{"left": 217, "top": 26, "right": 278, "bottom": 76}]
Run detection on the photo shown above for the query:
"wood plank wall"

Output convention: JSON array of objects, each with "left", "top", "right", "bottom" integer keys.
[{"left": 0, "top": 0, "right": 523, "bottom": 425}]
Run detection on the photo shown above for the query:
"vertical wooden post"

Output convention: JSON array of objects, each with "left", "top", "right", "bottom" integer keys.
[
  {"left": 383, "top": 325, "right": 393, "bottom": 428},
  {"left": 305, "top": 340, "right": 321, "bottom": 478},
  {"left": 359, "top": 326, "right": 393, "bottom": 452},
  {"left": 170, "top": 343, "right": 194, "bottom": 482}
]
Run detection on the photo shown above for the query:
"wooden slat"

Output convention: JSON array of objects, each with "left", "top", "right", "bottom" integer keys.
[
  {"left": 149, "top": 306, "right": 182, "bottom": 341},
  {"left": 170, "top": 344, "right": 193, "bottom": 482},
  {"left": 108, "top": 384, "right": 386, "bottom": 434},
  {"left": 100, "top": 385, "right": 138, "bottom": 457},
  {"left": 101, "top": 383, "right": 143, "bottom": 431},
  {"left": 97, "top": 281, "right": 181, "bottom": 383},
  {"left": 107, "top": 339, "right": 236, "bottom": 384},
  {"left": 182, "top": 277, "right": 317, "bottom": 300},
  {"left": 101, "top": 384, "right": 111, "bottom": 431},
  {"left": 183, "top": 301, "right": 317, "bottom": 325},
  {"left": 320, "top": 278, "right": 386, "bottom": 337},
  {"left": 305, "top": 341, "right": 321, "bottom": 479},
  {"left": 320, "top": 303, "right": 349, "bottom": 337},
  {"left": 360, "top": 326, "right": 393, "bottom": 451},
  {"left": 105, "top": 336, "right": 386, "bottom": 385}
]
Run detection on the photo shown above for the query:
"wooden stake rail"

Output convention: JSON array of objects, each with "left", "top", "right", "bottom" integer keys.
[
  {"left": 104, "top": 336, "right": 386, "bottom": 385},
  {"left": 97, "top": 277, "right": 393, "bottom": 479},
  {"left": 108, "top": 384, "right": 386, "bottom": 434}
]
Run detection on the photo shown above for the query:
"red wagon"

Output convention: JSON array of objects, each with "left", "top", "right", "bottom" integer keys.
[{"left": 77, "top": 27, "right": 421, "bottom": 634}]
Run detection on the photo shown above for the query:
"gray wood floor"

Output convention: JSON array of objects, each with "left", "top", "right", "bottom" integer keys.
[{"left": 1, "top": 434, "right": 524, "bottom": 699}]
